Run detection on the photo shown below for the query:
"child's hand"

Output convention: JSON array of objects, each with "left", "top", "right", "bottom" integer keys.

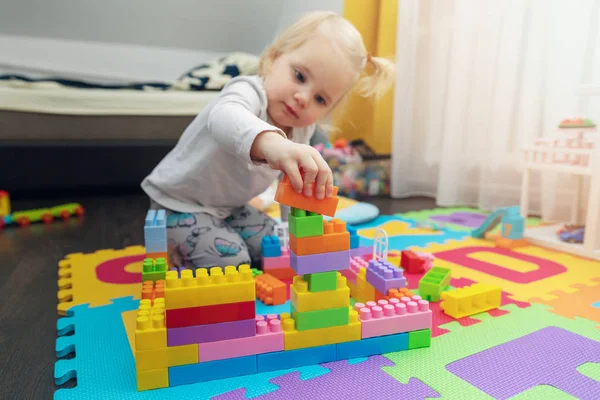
[{"left": 251, "top": 131, "right": 333, "bottom": 199}]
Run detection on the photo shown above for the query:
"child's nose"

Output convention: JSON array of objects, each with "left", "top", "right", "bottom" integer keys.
[{"left": 294, "top": 92, "right": 308, "bottom": 108}]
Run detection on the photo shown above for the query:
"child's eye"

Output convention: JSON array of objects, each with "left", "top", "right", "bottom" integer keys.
[
  {"left": 295, "top": 70, "right": 305, "bottom": 83},
  {"left": 315, "top": 95, "right": 326, "bottom": 105}
]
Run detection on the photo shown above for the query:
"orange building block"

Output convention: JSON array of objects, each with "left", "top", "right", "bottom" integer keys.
[
  {"left": 289, "top": 219, "right": 350, "bottom": 256},
  {"left": 142, "top": 280, "right": 165, "bottom": 301},
  {"left": 385, "top": 287, "right": 416, "bottom": 301},
  {"left": 274, "top": 175, "right": 340, "bottom": 217},
  {"left": 256, "top": 273, "right": 287, "bottom": 305}
]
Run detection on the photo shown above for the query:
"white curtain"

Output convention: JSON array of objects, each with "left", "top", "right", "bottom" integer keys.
[{"left": 391, "top": 0, "right": 600, "bottom": 220}]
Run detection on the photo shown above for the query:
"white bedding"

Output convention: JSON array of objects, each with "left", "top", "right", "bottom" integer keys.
[{"left": 0, "top": 84, "right": 219, "bottom": 116}]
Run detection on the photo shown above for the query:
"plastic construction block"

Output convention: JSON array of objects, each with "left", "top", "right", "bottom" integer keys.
[
  {"left": 288, "top": 207, "right": 324, "bottom": 238},
  {"left": 135, "top": 343, "right": 198, "bottom": 371},
  {"left": 144, "top": 209, "right": 167, "bottom": 243},
  {"left": 348, "top": 227, "right": 360, "bottom": 249},
  {"left": 262, "top": 248, "right": 290, "bottom": 269},
  {"left": 198, "top": 315, "right": 284, "bottom": 362},
  {"left": 165, "top": 300, "right": 255, "bottom": 328},
  {"left": 418, "top": 266, "right": 452, "bottom": 302},
  {"left": 141, "top": 280, "right": 165, "bottom": 302},
  {"left": 168, "top": 354, "right": 257, "bottom": 386},
  {"left": 290, "top": 274, "right": 350, "bottom": 312},
  {"left": 365, "top": 260, "right": 407, "bottom": 295},
  {"left": 145, "top": 239, "right": 167, "bottom": 254},
  {"left": 167, "top": 317, "right": 256, "bottom": 346},
  {"left": 256, "top": 273, "right": 287, "bottom": 305},
  {"left": 251, "top": 268, "right": 263, "bottom": 278},
  {"left": 440, "top": 283, "right": 501, "bottom": 319},
  {"left": 280, "top": 309, "right": 361, "bottom": 350},
  {"left": 142, "top": 257, "right": 167, "bottom": 282},
  {"left": 135, "top": 299, "right": 167, "bottom": 351},
  {"left": 262, "top": 265, "right": 296, "bottom": 280},
  {"left": 164, "top": 265, "right": 255, "bottom": 310},
  {"left": 303, "top": 271, "right": 338, "bottom": 292},
  {"left": 146, "top": 251, "right": 168, "bottom": 261},
  {"left": 355, "top": 296, "right": 432, "bottom": 339},
  {"left": 257, "top": 344, "right": 336, "bottom": 373},
  {"left": 354, "top": 266, "right": 376, "bottom": 304},
  {"left": 408, "top": 328, "right": 431, "bottom": 349},
  {"left": 274, "top": 174, "right": 340, "bottom": 217},
  {"left": 290, "top": 305, "right": 350, "bottom": 331},
  {"left": 137, "top": 368, "right": 169, "bottom": 391},
  {"left": 401, "top": 250, "right": 426, "bottom": 273},
  {"left": 290, "top": 249, "right": 350, "bottom": 275},
  {"left": 336, "top": 331, "right": 409, "bottom": 360},
  {"left": 289, "top": 219, "right": 350, "bottom": 256},
  {"left": 350, "top": 246, "right": 371, "bottom": 258},
  {"left": 261, "top": 236, "right": 282, "bottom": 257},
  {"left": 386, "top": 287, "right": 416, "bottom": 301}
]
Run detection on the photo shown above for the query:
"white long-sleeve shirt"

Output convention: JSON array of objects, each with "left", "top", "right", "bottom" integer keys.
[{"left": 141, "top": 75, "right": 315, "bottom": 218}]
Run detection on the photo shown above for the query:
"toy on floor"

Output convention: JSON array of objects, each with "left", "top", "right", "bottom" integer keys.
[
  {"left": 471, "top": 206, "right": 528, "bottom": 249},
  {"left": 134, "top": 177, "right": 432, "bottom": 391},
  {"left": 0, "top": 190, "right": 84, "bottom": 228},
  {"left": 440, "top": 283, "right": 501, "bottom": 318},
  {"left": 556, "top": 224, "right": 585, "bottom": 243}
]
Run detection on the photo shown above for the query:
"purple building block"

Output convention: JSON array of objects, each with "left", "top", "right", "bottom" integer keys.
[
  {"left": 289, "top": 249, "right": 350, "bottom": 275},
  {"left": 167, "top": 318, "right": 256, "bottom": 347},
  {"left": 365, "top": 260, "right": 406, "bottom": 295}
]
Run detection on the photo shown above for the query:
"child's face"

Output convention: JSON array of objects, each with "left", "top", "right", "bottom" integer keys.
[{"left": 264, "top": 36, "right": 356, "bottom": 130}]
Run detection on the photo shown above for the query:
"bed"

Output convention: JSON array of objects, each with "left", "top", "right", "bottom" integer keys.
[{"left": 0, "top": 52, "right": 260, "bottom": 195}]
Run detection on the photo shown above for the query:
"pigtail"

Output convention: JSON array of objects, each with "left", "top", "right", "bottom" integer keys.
[{"left": 353, "top": 55, "right": 396, "bottom": 101}]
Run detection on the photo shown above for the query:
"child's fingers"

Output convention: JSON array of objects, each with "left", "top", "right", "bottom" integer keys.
[
  {"left": 299, "top": 156, "right": 319, "bottom": 197},
  {"left": 313, "top": 156, "right": 332, "bottom": 200},
  {"left": 325, "top": 170, "right": 334, "bottom": 198},
  {"left": 282, "top": 160, "right": 303, "bottom": 193}
]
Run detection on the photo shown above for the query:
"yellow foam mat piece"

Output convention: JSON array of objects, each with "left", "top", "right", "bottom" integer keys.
[
  {"left": 412, "top": 237, "right": 600, "bottom": 303},
  {"left": 57, "top": 245, "right": 146, "bottom": 315},
  {"left": 358, "top": 220, "right": 440, "bottom": 238}
]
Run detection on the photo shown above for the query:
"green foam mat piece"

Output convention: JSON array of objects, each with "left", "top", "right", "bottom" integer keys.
[{"left": 382, "top": 303, "right": 600, "bottom": 399}]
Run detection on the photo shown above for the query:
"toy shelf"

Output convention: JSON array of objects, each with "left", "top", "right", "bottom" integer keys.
[{"left": 520, "top": 119, "right": 600, "bottom": 261}]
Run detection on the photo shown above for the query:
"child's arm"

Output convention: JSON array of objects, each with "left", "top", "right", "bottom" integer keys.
[{"left": 208, "top": 78, "right": 333, "bottom": 200}]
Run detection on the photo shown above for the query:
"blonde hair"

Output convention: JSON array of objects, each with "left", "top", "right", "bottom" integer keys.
[{"left": 258, "top": 11, "right": 395, "bottom": 104}]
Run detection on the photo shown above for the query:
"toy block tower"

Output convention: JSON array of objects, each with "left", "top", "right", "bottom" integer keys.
[{"left": 145, "top": 209, "right": 167, "bottom": 261}]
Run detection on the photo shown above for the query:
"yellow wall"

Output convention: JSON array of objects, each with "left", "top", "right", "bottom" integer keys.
[{"left": 333, "top": 0, "right": 397, "bottom": 155}]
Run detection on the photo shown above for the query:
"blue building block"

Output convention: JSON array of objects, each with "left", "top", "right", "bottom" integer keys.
[
  {"left": 144, "top": 209, "right": 167, "bottom": 243},
  {"left": 261, "top": 236, "right": 282, "bottom": 258},
  {"left": 336, "top": 332, "right": 408, "bottom": 360},
  {"left": 145, "top": 239, "right": 167, "bottom": 253},
  {"left": 169, "top": 355, "right": 257, "bottom": 386},
  {"left": 348, "top": 227, "right": 360, "bottom": 249},
  {"left": 257, "top": 344, "right": 336, "bottom": 373}
]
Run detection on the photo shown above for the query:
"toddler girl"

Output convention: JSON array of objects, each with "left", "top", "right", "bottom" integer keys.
[{"left": 142, "top": 11, "right": 394, "bottom": 269}]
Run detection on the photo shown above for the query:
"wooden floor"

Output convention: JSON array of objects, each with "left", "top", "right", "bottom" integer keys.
[{"left": 0, "top": 192, "right": 436, "bottom": 399}]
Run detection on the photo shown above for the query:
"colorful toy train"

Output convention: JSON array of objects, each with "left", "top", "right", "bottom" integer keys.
[{"left": 0, "top": 190, "right": 84, "bottom": 228}]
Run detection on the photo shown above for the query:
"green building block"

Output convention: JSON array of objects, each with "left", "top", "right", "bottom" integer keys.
[
  {"left": 303, "top": 271, "right": 338, "bottom": 292},
  {"left": 419, "top": 266, "right": 451, "bottom": 302},
  {"left": 290, "top": 306, "right": 350, "bottom": 331},
  {"left": 408, "top": 329, "right": 431, "bottom": 349},
  {"left": 251, "top": 268, "right": 264, "bottom": 278},
  {"left": 288, "top": 207, "right": 323, "bottom": 238},
  {"left": 142, "top": 257, "right": 167, "bottom": 282}
]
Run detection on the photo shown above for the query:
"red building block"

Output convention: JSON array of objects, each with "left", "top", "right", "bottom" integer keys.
[
  {"left": 165, "top": 301, "right": 255, "bottom": 328},
  {"left": 401, "top": 250, "right": 426, "bottom": 273}
]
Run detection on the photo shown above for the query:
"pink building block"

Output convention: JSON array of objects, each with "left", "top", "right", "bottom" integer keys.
[
  {"left": 198, "top": 315, "right": 284, "bottom": 362},
  {"left": 289, "top": 249, "right": 350, "bottom": 274},
  {"left": 262, "top": 248, "right": 290, "bottom": 269},
  {"left": 167, "top": 318, "right": 256, "bottom": 346},
  {"left": 341, "top": 256, "right": 367, "bottom": 285},
  {"left": 414, "top": 252, "right": 434, "bottom": 271},
  {"left": 355, "top": 296, "right": 432, "bottom": 339}
]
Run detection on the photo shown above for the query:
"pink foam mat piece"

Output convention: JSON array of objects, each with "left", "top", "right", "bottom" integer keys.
[
  {"left": 167, "top": 318, "right": 256, "bottom": 346},
  {"left": 213, "top": 355, "right": 440, "bottom": 399},
  {"left": 446, "top": 326, "right": 600, "bottom": 399}
]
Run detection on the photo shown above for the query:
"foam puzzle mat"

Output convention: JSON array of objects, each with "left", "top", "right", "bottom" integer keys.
[{"left": 54, "top": 207, "right": 600, "bottom": 399}]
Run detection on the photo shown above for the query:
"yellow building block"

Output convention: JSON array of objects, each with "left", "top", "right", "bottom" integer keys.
[
  {"left": 281, "top": 309, "right": 361, "bottom": 350},
  {"left": 135, "top": 299, "right": 167, "bottom": 351},
  {"left": 135, "top": 343, "right": 199, "bottom": 371},
  {"left": 290, "top": 274, "right": 350, "bottom": 312},
  {"left": 440, "top": 283, "right": 501, "bottom": 319},
  {"left": 137, "top": 368, "right": 169, "bottom": 391},
  {"left": 164, "top": 265, "right": 255, "bottom": 310},
  {"left": 354, "top": 267, "right": 375, "bottom": 303}
]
